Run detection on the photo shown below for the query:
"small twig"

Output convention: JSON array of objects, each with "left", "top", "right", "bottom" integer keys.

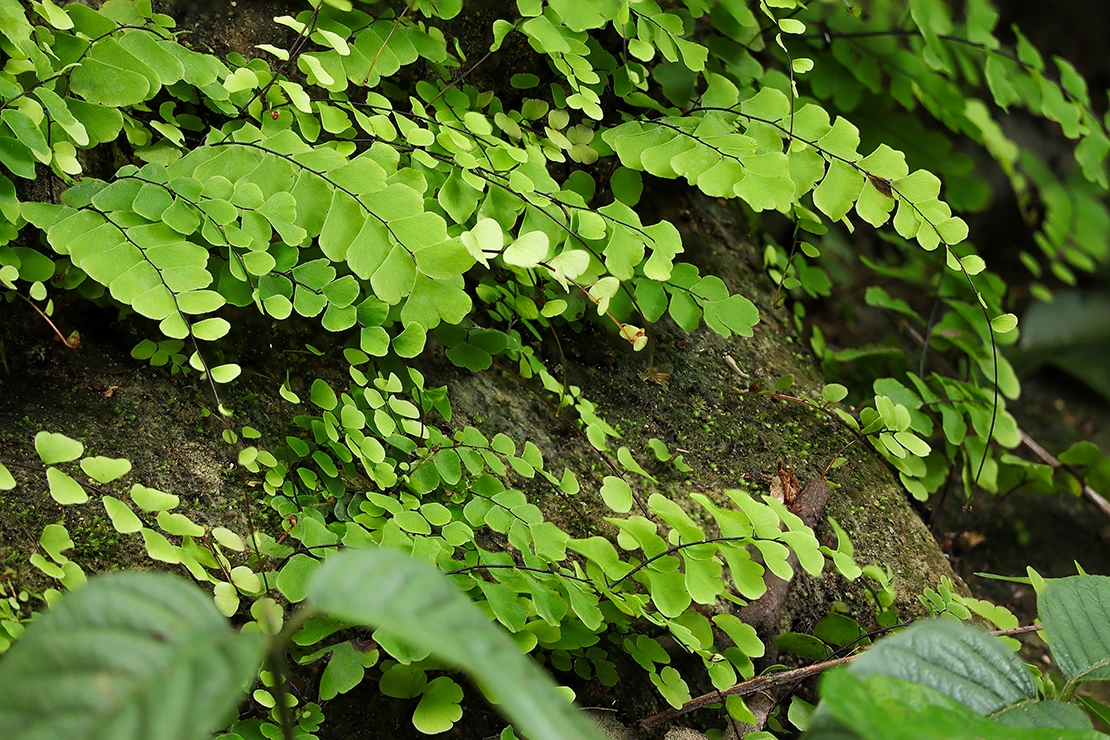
[
  {"left": 945, "top": 477, "right": 1028, "bottom": 546},
  {"left": 821, "top": 436, "right": 861, "bottom": 478},
  {"left": 1020, "top": 431, "right": 1110, "bottom": 519},
  {"left": 429, "top": 27, "right": 509, "bottom": 107},
  {"left": 771, "top": 218, "right": 803, "bottom": 311},
  {"left": 803, "top": 28, "right": 1104, "bottom": 128},
  {"left": 266, "top": 610, "right": 313, "bottom": 740},
  {"left": 0, "top": 460, "right": 117, "bottom": 499},
  {"left": 639, "top": 624, "right": 1043, "bottom": 729},
  {"left": 990, "top": 624, "right": 1045, "bottom": 637},
  {"left": 641, "top": 655, "right": 856, "bottom": 729},
  {"left": 361, "top": 3, "right": 412, "bottom": 85},
  {"left": 488, "top": 358, "right": 653, "bottom": 520},
  {"left": 444, "top": 562, "right": 593, "bottom": 585},
  {"left": 11, "top": 291, "right": 77, "bottom": 348},
  {"left": 725, "top": 355, "right": 864, "bottom": 442},
  {"left": 236, "top": 3, "right": 323, "bottom": 118},
  {"left": 919, "top": 272, "right": 945, "bottom": 378},
  {"left": 928, "top": 467, "right": 956, "bottom": 536},
  {"left": 608, "top": 535, "right": 776, "bottom": 591}
]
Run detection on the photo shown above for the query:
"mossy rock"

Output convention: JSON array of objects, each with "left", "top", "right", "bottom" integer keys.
[
  {"left": 0, "top": 189, "right": 958, "bottom": 738},
  {"left": 0, "top": 3, "right": 962, "bottom": 737}
]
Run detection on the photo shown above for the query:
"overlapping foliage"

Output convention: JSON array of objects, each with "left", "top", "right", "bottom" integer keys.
[
  {"left": 2, "top": 0, "right": 1109, "bottom": 737},
  {"left": 0, "top": 550, "right": 607, "bottom": 740},
  {"left": 811, "top": 574, "right": 1110, "bottom": 739}
]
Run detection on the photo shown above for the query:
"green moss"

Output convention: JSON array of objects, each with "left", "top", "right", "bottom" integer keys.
[{"left": 0, "top": 327, "right": 284, "bottom": 594}]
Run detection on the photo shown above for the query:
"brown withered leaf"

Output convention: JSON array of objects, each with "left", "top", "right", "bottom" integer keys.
[
  {"left": 958, "top": 531, "right": 988, "bottom": 550},
  {"left": 777, "top": 460, "right": 801, "bottom": 506},
  {"left": 769, "top": 474, "right": 784, "bottom": 503},
  {"left": 868, "top": 173, "right": 893, "bottom": 199},
  {"left": 641, "top": 364, "right": 671, "bottom": 388}
]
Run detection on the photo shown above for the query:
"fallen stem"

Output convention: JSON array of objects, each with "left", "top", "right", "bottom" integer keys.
[
  {"left": 1019, "top": 430, "right": 1110, "bottom": 519},
  {"left": 725, "top": 355, "right": 864, "bottom": 443},
  {"left": 639, "top": 624, "right": 1043, "bottom": 729}
]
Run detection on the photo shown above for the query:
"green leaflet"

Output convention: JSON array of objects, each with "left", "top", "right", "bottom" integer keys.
[
  {"left": 0, "top": 0, "right": 34, "bottom": 54},
  {"left": 2, "top": 2, "right": 1109, "bottom": 739},
  {"left": 70, "top": 39, "right": 155, "bottom": 107}
]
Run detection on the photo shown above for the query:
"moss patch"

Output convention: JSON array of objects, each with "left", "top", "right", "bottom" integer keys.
[{"left": 0, "top": 307, "right": 278, "bottom": 596}]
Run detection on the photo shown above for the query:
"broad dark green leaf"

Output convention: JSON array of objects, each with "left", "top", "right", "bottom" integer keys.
[
  {"left": 308, "top": 548, "right": 604, "bottom": 740},
  {"left": 846, "top": 619, "right": 1036, "bottom": 716},
  {"left": 1040, "top": 575, "right": 1110, "bottom": 683},
  {"left": 808, "top": 671, "right": 1103, "bottom": 740},
  {"left": 996, "top": 701, "right": 1094, "bottom": 730},
  {"left": 0, "top": 572, "right": 265, "bottom": 740}
]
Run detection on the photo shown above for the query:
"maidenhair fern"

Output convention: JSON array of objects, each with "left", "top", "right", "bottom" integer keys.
[{"left": 2, "top": 0, "right": 1109, "bottom": 738}]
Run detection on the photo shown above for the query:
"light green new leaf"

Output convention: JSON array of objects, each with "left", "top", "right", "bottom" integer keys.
[
  {"left": 504, "top": 231, "right": 550, "bottom": 268},
  {"left": 371, "top": 244, "right": 416, "bottom": 305},
  {"left": 40, "top": 523, "right": 74, "bottom": 563},
  {"left": 741, "top": 87, "right": 790, "bottom": 122},
  {"left": 118, "top": 33, "right": 185, "bottom": 86},
  {"left": 401, "top": 275, "right": 472, "bottom": 329},
  {"left": 130, "top": 484, "right": 179, "bottom": 512},
  {"left": 599, "top": 476, "right": 633, "bottom": 513},
  {"left": 460, "top": 217, "right": 503, "bottom": 267},
  {"left": 393, "top": 323, "right": 427, "bottom": 358},
  {"left": 413, "top": 676, "right": 465, "bottom": 733},
  {"left": 308, "top": 549, "right": 604, "bottom": 740},
  {"left": 813, "top": 160, "right": 865, "bottom": 222},
  {"left": 893, "top": 169, "right": 942, "bottom": 202},
  {"left": 223, "top": 67, "right": 258, "bottom": 94},
  {"left": 212, "top": 527, "right": 244, "bottom": 552},
  {"left": 414, "top": 241, "right": 476, "bottom": 280},
  {"left": 546, "top": 249, "right": 590, "bottom": 289},
  {"left": 213, "top": 582, "right": 239, "bottom": 618},
  {"left": 310, "top": 379, "right": 338, "bottom": 410},
  {"left": 320, "top": 642, "right": 368, "bottom": 701},
  {"left": 103, "top": 496, "right": 143, "bottom": 534},
  {"left": 0, "top": 0, "right": 34, "bottom": 52},
  {"left": 35, "top": 431, "right": 83, "bottom": 464},
  {"left": 991, "top": 313, "right": 1018, "bottom": 334},
  {"left": 191, "top": 318, "right": 230, "bottom": 342},
  {"left": 380, "top": 663, "right": 427, "bottom": 699},
  {"left": 2, "top": 110, "right": 50, "bottom": 163},
  {"left": 209, "top": 364, "right": 241, "bottom": 384},
  {"left": 70, "top": 43, "right": 153, "bottom": 107},
  {"left": 47, "top": 467, "right": 88, "bottom": 505},
  {"left": 157, "top": 511, "right": 205, "bottom": 538},
  {"left": 702, "top": 294, "right": 759, "bottom": 338},
  {"left": 80, "top": 456, "right": 133, "bottom": 484},
  {"left": 141, "top": 528, "right": 180, "bottom": 564},
  {"left": 277, "top": 553, "right": 320, "bottom": 603},
  {"left": 0, "top": 461, "right": 15, "bottom": 491}
]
